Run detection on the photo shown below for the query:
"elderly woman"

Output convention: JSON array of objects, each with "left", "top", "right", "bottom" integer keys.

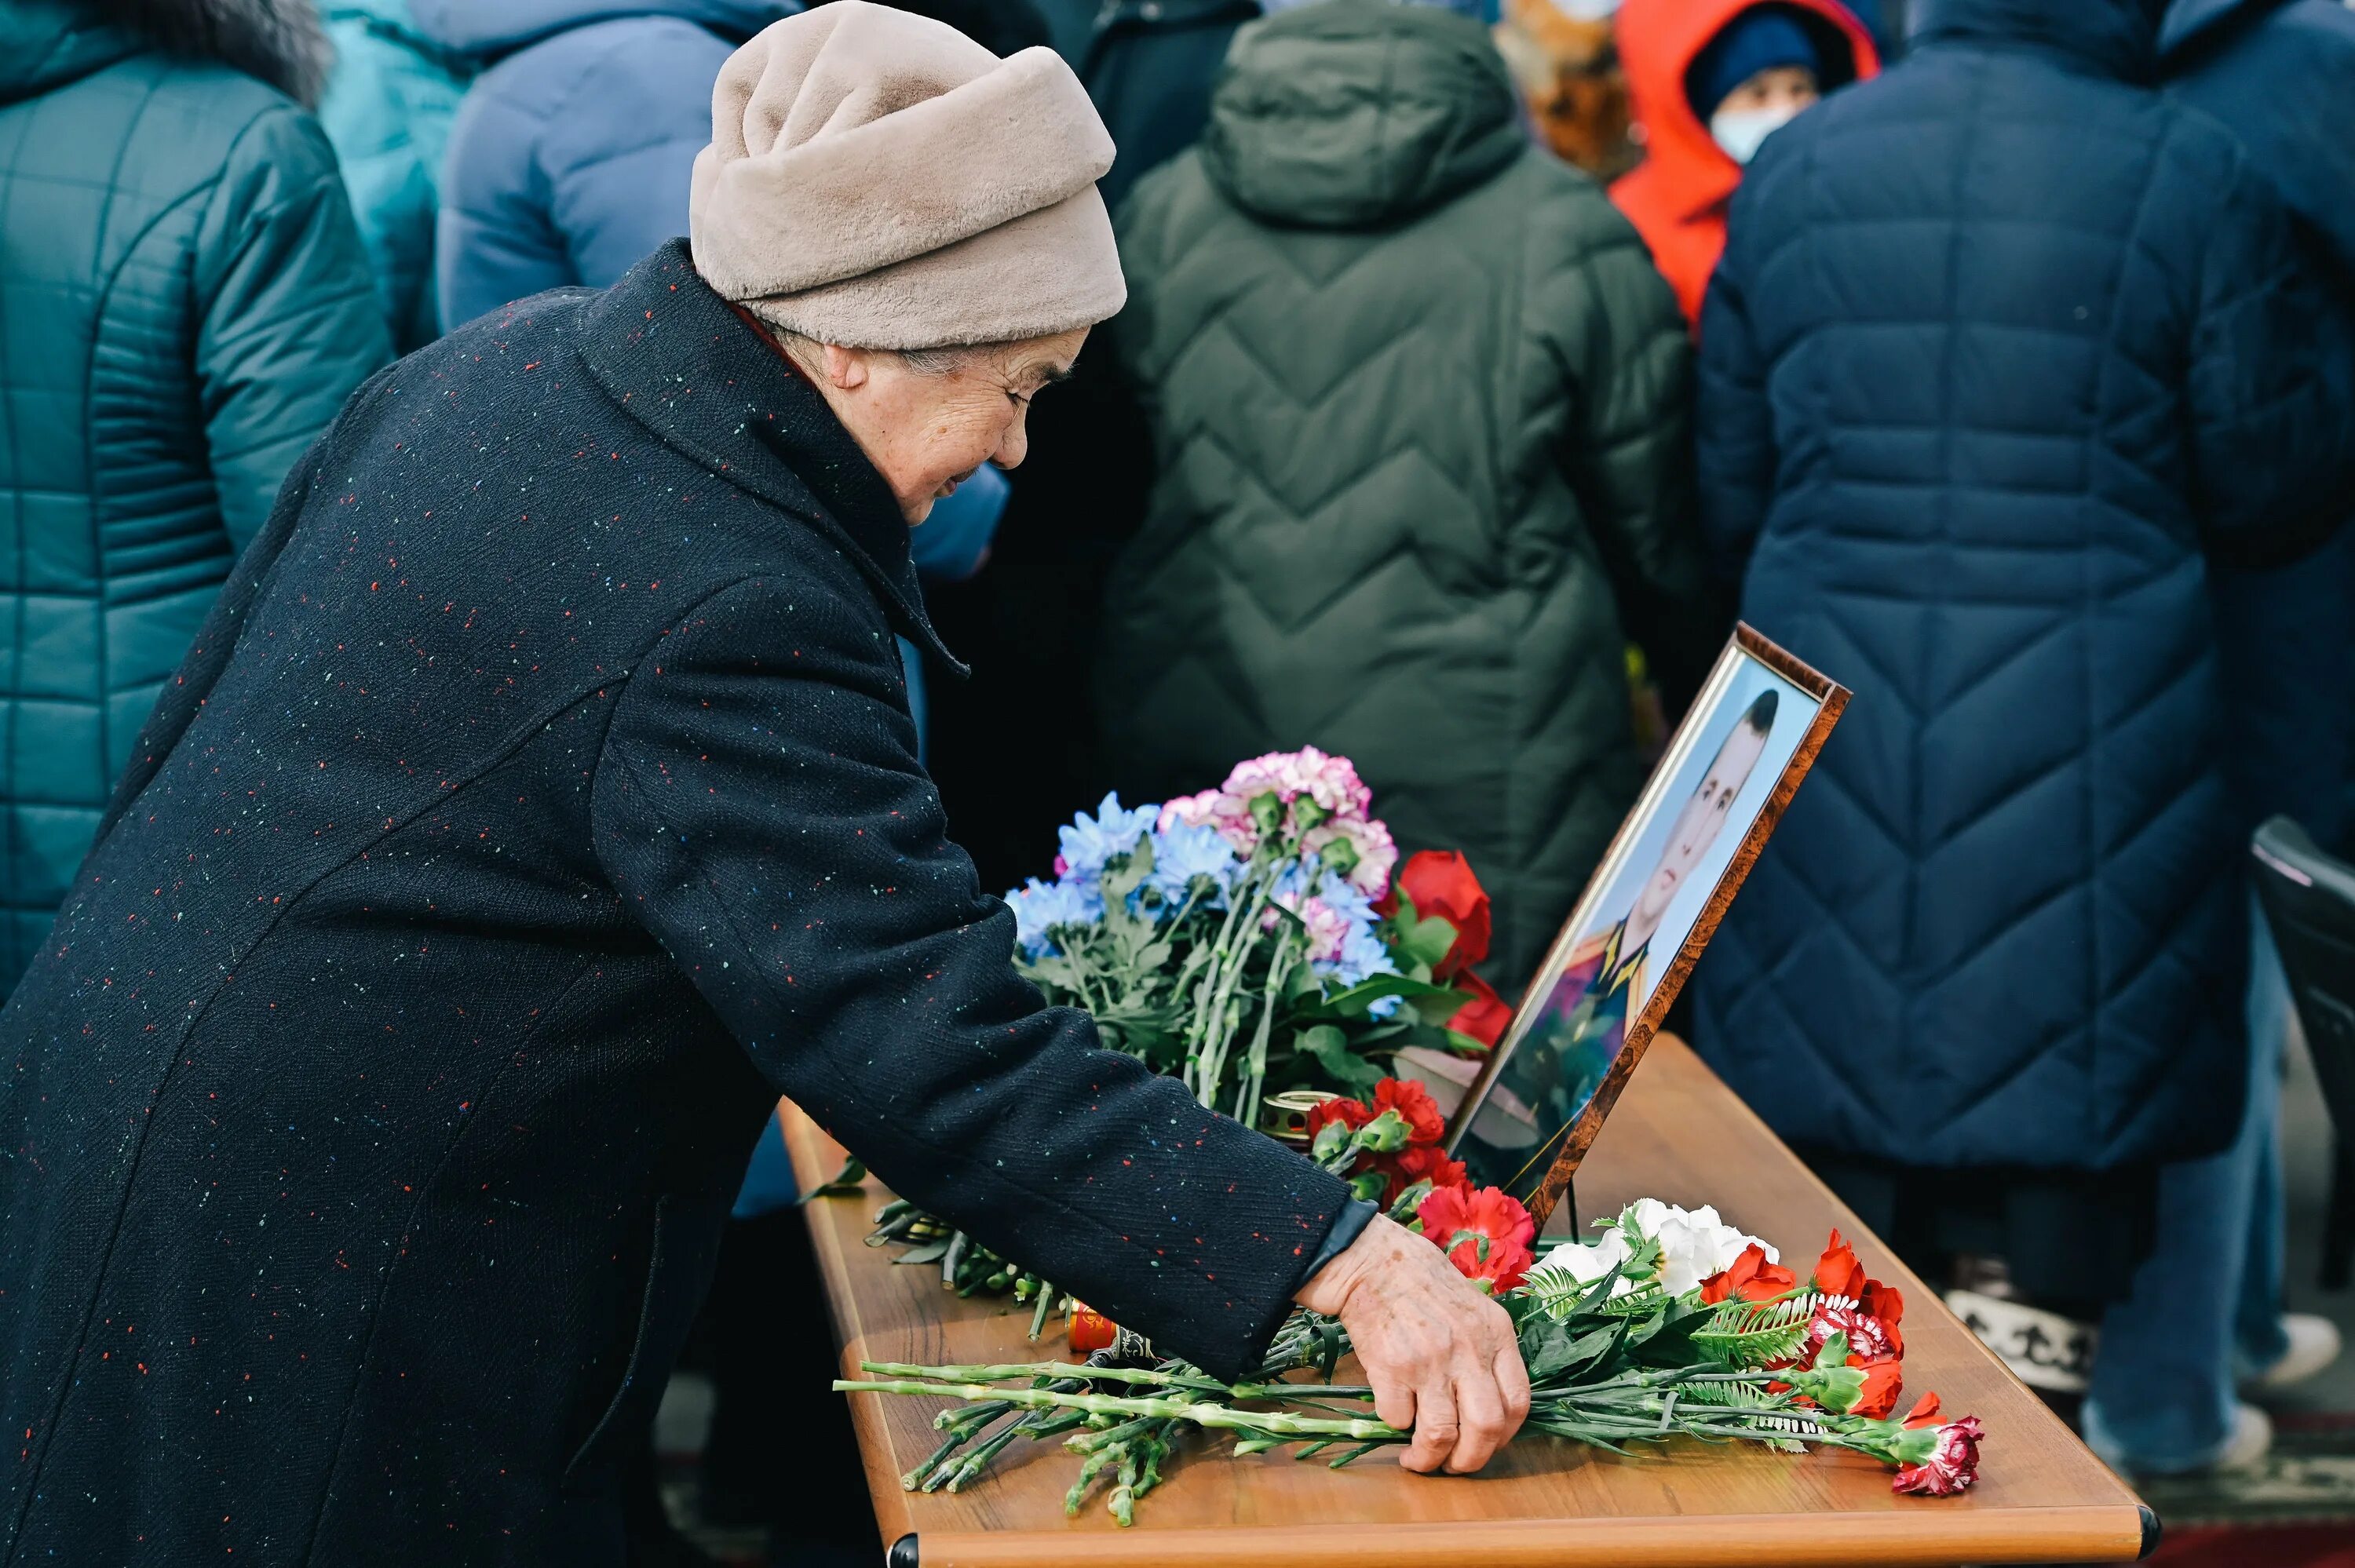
[{"left": 0, "top": 8, "right": 1523, "bottom": 1562}]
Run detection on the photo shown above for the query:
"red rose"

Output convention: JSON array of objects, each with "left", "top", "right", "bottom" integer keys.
[
  {"left": 1305, "top": 1096, "right": 1371, "bottom": 1145},
  {"left": 1068, "top": 1304, "right": 1116, "bottom": 1353},
  {"left": 1893, "top": 1417, "right": 1984, "bottom": 1497},
  {"left": 1444, "top": 970, "right": 1513, "bottom": 1048},
  {"left": 1376, "top": 1143, "right": 1469, "bottom": 1204},
  {"left": 1448, "top": 1235, "right": 1535, "bottom": 1295},
  {"left": 1860, "top": 1280, "right": 1906, "bottom": 1361},
  {"left": 1700, "top": 1242, "right": 1798, "bottom": 1304},
  {"left": 1382, "top": 850, "right": 1492, "bottom": 979},
  {"left": 1371, "top": 1078, "right": 1445, "bottom": 1147}
]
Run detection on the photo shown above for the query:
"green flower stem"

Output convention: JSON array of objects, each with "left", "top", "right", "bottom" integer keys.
[
  {"left": 861, "top": 1360, "right": 1226, "bottom": 1395},
  {"left": 1234, "top": 938, "right": 1299, "bottom": 1131},
  {"left": 835, "top": 1377, "right": 1407, "bottom": 1443}
]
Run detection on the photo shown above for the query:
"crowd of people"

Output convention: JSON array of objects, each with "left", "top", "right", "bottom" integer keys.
[{"left": 0, "top": 0, "right": 2350, "bottom": 1560}]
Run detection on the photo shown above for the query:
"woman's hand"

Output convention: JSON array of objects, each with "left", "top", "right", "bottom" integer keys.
[{"left": 1293, "top": 1213, "right": 1532, "bottom": 1474}]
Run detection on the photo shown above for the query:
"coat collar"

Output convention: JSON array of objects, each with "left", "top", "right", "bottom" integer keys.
[
  {"left": 574, "top": 241, "right": 964, "bottom": 675},
  {"left": 1914, "top": 0, "right": 2161, "bottom": 83}
]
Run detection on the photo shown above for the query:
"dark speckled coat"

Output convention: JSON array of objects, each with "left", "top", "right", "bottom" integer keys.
[{"left": 0, "top": 242, "right": 1351, "bottom": 1566}]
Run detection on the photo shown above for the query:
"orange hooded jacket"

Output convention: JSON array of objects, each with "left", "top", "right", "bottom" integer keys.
[{"left": 1609, "top": 0, "right": 1879, "bottom": 326}]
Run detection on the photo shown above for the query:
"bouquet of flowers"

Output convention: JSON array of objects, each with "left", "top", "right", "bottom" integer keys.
[
  {"left": 1008, "top": 747, "right": 1506, "bottom": 1128},
  {"left": 838, "top": 1081, "right": 1984, "bottom": 1525},
  {"left": 862, "top": 750, "right": 1509, "bottom": 1322}
]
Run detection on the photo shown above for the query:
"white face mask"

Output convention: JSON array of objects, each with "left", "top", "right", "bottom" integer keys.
[{"left": 1710, "top": 104, "right": 1801, "bottom": 165}]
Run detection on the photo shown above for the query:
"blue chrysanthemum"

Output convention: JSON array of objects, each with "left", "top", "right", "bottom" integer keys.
[
  {"left": 1145, "top": 820, "right": 1239, "bottom": 907},
  {"left": 1006, "top": 876, "right": 1104, "bottom": 957},
  {"left": 1057, "top": 793, "right": 1161, "bottom": 889}
]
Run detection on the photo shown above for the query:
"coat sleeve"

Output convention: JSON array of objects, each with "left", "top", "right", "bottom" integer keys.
[
  {"left": 194, "top": 107, "right": 396, "bottom": 553},
  {"left": 538, "top": 23, "right": 737, "bottom": 290},
  {"left": 589, "top": 574, "right": 1356, "bottom": 1380},
  {"left": 1550, "top": 225, "right": 1721, "bottom": 711},
  {"left": 2185, "top": 142, "right": 2355, "bottom": 565},
  {"left": 1694, "top": 217, "right": 1776, "bottom": 593}
]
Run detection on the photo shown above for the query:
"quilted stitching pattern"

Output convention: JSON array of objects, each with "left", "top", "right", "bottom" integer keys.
[
  {"left": 0, "top": 38, "right": 389, "bottom": 990},
  {"left": 1097, "top": 8, "right": 1707, "bottom": 989},
  {"left": 1689, "top": 9, "right": 2355, "bottom": 1172}
]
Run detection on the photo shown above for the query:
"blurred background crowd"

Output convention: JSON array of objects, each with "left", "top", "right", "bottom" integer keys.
[{"left": 3, "top": 0, "right": 2353, "bottom": 1561}]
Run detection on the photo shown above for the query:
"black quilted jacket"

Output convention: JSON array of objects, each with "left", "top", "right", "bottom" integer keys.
[
  {"left": 0, "top": 244, "right": 1351, "bottom": 1566},
  {"left": 1095, "top": 0, "right": 1715, "bottom": 993}
]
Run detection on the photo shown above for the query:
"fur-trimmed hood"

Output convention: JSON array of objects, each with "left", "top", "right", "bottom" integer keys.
[{"left": 8, "top": 0, "right": 337, "bottom": 106}]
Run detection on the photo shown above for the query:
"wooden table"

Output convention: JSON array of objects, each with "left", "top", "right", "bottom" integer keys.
[{"left": 783, "top": 1037, "right": 2156, "bottom": 1568}]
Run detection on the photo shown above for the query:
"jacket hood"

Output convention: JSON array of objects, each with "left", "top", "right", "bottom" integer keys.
[
  {"left": 0, "top": 0, "right": 331, "bottom": 104},
  {"left": 1200, "top": 0, "right": 1524, "bottom": 229},
  {"left": 405, "top": 0, "right": 794, "bottom": 57},
  {"left": 1914, "top": 0, "right": 2163, "bottom": 82},
  {"left": 1613, "top": 0, "right": 1876, "bottom": 224}
]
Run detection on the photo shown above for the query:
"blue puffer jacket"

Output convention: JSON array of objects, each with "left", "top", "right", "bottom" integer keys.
[
  {"left": 0, "top": 0, "right": 391, "bottom": 992},
  {"left": 2162, "top": 0, "right": 2355, "bottom": 853},
  {"left": 318, "top": 1, "right": 473, "bottom": 351},
  {"left": 1689, "top": 0, "right": 2355, "bottom": 1174},
  {"left": 418, "top": 0, "right": 798, "bottom": 330}
]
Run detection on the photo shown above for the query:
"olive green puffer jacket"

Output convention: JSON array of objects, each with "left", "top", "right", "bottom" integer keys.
[
  {"left": 0, "top": 0, "right": 391, "bottom": 989},
  {"left": 1097, "top": 0, "right": 1711, "bottom": 991}
]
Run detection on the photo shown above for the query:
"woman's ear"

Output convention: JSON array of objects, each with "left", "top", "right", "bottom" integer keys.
[{"left": 820, "top": 342, "right": 871, "bottom": 392}]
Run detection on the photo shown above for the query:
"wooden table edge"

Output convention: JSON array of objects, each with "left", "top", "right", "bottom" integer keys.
[{"left": 878, "top": 1502, "right": 2159, "bottom": 1568}]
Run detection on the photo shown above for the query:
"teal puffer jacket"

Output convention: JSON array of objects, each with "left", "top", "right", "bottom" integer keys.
[
  {"left": 0, "top": 0, "right": 392, "bottom": 990},
  {"left": 1098, "top": 0, "right": 1711, "bottom": 990},
  {"left": 319, "top": 0, "right": 472, "bottom": 351}
]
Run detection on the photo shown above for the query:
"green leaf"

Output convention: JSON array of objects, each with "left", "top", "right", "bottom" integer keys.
[
  {"left": 1691, "top": 1296, "right": 1813, "bottom": 1369},
  {"left": 1294, "top": 973, "right": 1466, "bottom": 1021},
  {"left": 1298, "top": 1024, "right": 1385, "bottom": 1091},
  {"left": 1394, "top": 913, "right": 1460, "bottom": 972},
  {"left": 894, "top": 1241, "right": 951, "bottom": 1266},
  {"left": 1101, "top": 837, "right": 1154, "bottom": 904},
  {"left": 801, "top": 1155, "right": 867, "bottom": 1201}
]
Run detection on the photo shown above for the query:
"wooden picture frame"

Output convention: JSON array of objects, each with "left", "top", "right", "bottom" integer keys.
[{"left": 1439, "top": 625, "right": 1848, "bottom": 1231}]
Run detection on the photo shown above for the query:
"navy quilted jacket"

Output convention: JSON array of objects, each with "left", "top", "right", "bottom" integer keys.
[
  {"left": 0, "top": 0, "right": 391, "bottom": 993},
  {"left": 1688, "top": 0, "right": 2355, "bottom": 1173}
]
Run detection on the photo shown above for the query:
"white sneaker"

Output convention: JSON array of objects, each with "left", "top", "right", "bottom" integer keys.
[
  {"left": 2241, "top": 1313, "right": 2343, "bottom": 1393},
  {"left": 2211, "top": 1402, "right": 2274, "bottom": 1472}
]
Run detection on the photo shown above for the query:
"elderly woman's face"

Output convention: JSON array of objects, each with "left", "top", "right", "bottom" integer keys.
[{"left": 811, "top": 328, "right": 1090, "bottom": 524}]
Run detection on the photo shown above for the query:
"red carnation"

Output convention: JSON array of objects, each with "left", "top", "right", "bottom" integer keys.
[
  {"left": 1444, "top": 969, "right": 1513, "bottom": 1048},
  {"left": 1852, "top": 1358, "right": 1904, "bottom": 1420},
  {"left": 1903, "top": 1393, "right": 1943, "bottom": 1428},
  {"left": 1700, "top": 1242, "right": 1798, "bottom": 1304},
  {"left": 1305, "top": 1096, "right": 1371, "bottom": 1146},
  {"left": 1371, "top": 1078, "right": 1445, "bottom": 1147},
  {"left": 1417, "top": 1183, "right": 1537, "bottom": 1290},
  {"left": 1378, "top": 850, "right": 1492, "bottom": 979},
  {"left": 1375, "top": 1143, "right": 1469, "bottom": 1204},
  {"left": 1811, "top": 1230, "right": 1868, "bottom": 1300},
  {"left": 1449, "top": 1235, "right": 1535, "bottom": 1295},
  {"left": 1893, "top": 1417, "right": 1984, "bottom": 1497}
]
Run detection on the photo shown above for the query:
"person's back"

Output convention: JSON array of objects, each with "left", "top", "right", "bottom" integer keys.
[
  {"left": 318, "top": 0, "right": 473, "bottom": 351},
  {"left": 421, "top": 0, "right": 793, "bottom": 331},
  {"left": 0, "top": 0, "right": 390, "bottom": 990},
  {"left": 1690, "top": 0, "right": 2354, "bottom": 1180},
  {"left": 1098, "top": 0, "right": 1712, "bottom": 990}
]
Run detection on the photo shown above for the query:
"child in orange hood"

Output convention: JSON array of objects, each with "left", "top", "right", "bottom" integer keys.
[{"left": 1611, "top": 0, "right": 1879, "bottom": 325}]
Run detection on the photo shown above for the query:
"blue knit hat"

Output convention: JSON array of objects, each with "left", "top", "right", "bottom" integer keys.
[{"left": 1689, "top": 8, "right": 1820, "bottom": 119}]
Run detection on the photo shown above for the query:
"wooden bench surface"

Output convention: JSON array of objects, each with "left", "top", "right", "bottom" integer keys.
[{"left": 784, "top": 1036, "right": 2153, "bottom": 1568}]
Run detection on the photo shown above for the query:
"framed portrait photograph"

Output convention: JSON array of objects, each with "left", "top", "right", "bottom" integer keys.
[{"left": 1421, "top": 625, "right": 1848, "bottom": 1227}]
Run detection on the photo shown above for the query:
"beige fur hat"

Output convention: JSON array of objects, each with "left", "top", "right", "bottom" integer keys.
[{"left": 688, "top": 2, "right": 1126, "bottom": 349}]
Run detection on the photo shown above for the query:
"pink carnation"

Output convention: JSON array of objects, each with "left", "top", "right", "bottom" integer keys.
[
  {"left": 1305, "top": 815, "right": 1398, "bottom": 895},
  {"left": 1158, "top": 789, "right": 1258, "bottom": 853},
  {"left": 1221, "top": 746, "right": 1372, "bottom": 824},
  {"left": 1268, "top": 892, "right": 1351, "bottom": 963}
]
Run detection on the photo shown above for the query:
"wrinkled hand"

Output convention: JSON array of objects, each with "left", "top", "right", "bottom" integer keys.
[{"left": 1294, "top": 1213, "right": 1531, "bottom": 1475}]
